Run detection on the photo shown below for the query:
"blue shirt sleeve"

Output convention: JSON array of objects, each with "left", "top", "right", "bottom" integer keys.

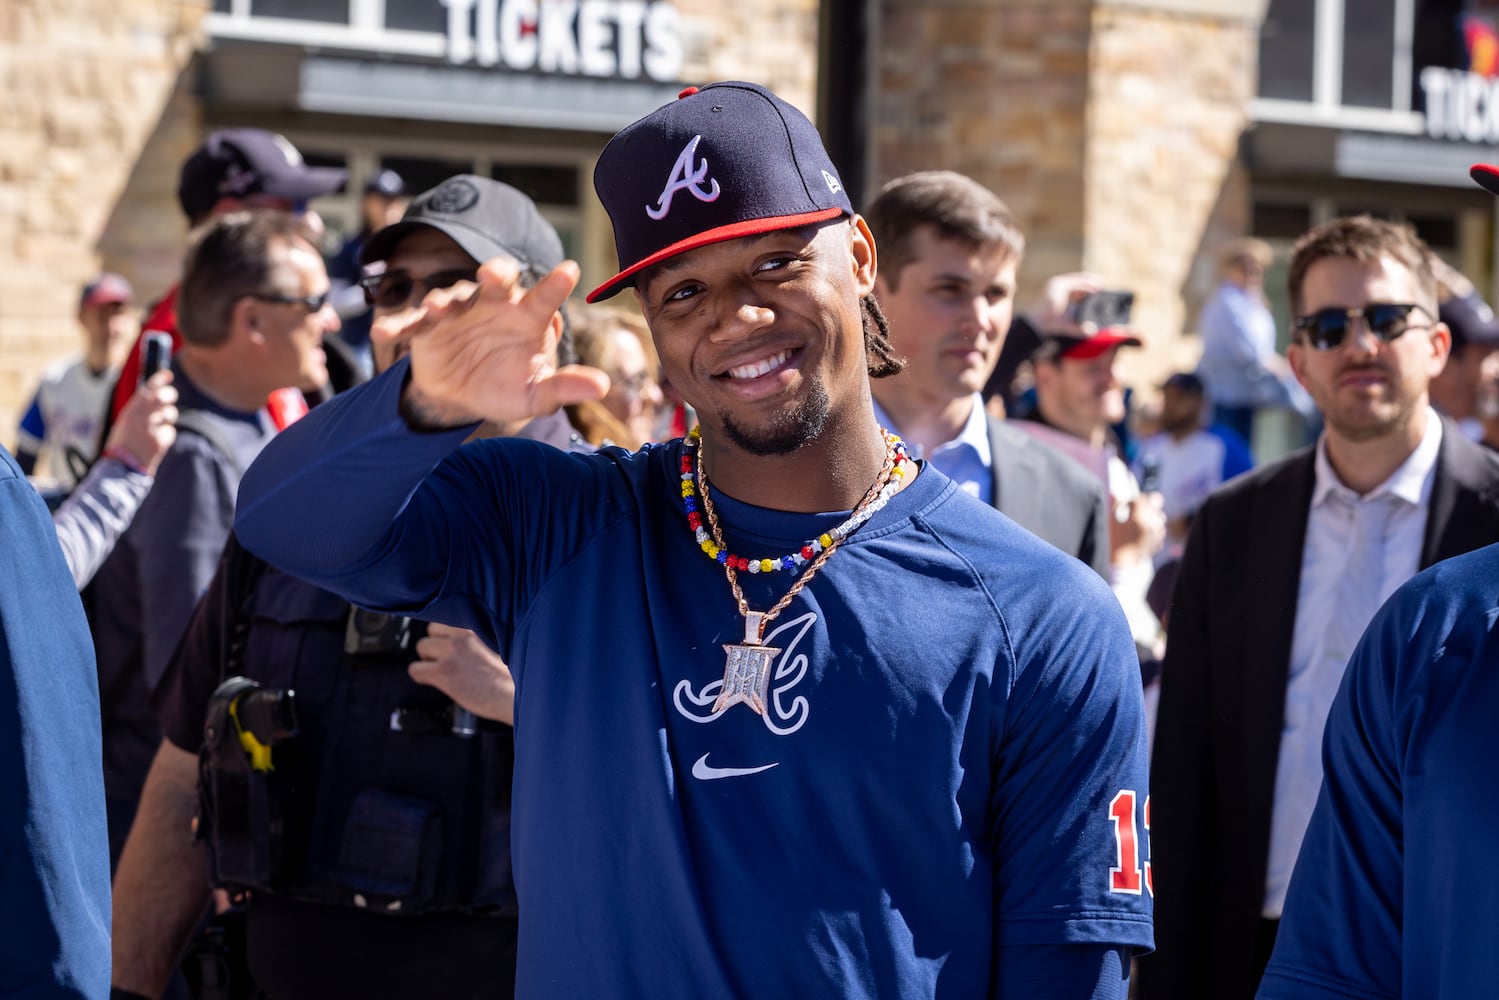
[
  {"left": 1257, "top": 587, "right": 1407, "bottom": 999},
  {"left": 991, "top": 561, "right": 1156, "bottom": 954},
  {"left": 16, "top": 391, "right": 45, "bottom": 470},
  {"left": 0, "top": 449, "right": 111, "bottom": 998},
  {"left": 995, "top": 943, "right": 1130, "bottom": 999}
]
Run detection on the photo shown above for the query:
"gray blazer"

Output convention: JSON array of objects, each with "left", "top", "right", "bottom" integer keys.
[{"left": 987, "top": 415, "right": 1110, "bottom": 578}]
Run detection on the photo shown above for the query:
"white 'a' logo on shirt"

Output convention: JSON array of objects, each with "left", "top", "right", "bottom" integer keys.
[
  {"left": 673, "top": 611, "right": 816, "bottom": 735},
  {"left": 646, "top": 135, "right": 721, "bottom": 220}
]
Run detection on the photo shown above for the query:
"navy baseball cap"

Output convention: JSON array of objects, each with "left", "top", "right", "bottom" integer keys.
[
  {"left": 178, "top": 129, "right": 347, "bottom": 220},
  {"left": 1439, "top": 292, "right": 1499, "bottom": 349},
  {"left": 365, "top": 168, "right": 407, "bottom": 198},
  {"left": 360, "top": 175, "right": 564, "bottom": 274},
  {"left": 587, "top": 82, "right": 853, "bottom": 302}
]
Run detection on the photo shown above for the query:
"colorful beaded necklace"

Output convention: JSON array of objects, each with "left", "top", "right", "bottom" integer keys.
[
  {"left": 684, "top": 426, "right": 914, "bottom": 715},
  {"left": 679, "top": 426, "right": 911, "bottom": 574}
]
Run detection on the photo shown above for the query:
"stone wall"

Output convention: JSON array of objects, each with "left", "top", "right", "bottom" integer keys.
[
  {"left": 872, "top": 0, "right": 1094, "bottom": 286},
  {"left": 677, "top": 0, "right": 821, "bottom": 118},
  {"left": 871, "top": 0, "right": 1262, "bottom": 388},
  {"left": 1084, "top": 3, "right": 1258, "bottom": 381},
  {"left": 0, "top": 0, "right": 204, "bottom": 440}
]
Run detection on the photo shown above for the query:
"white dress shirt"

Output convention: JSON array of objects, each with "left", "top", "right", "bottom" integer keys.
[{"left": 1263, "top": 408, "right": 1443, "bottom": 917}]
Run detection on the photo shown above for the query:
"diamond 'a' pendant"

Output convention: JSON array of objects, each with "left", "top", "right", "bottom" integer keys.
[{"left": 713, "top": 612, "right": 781, "bottom": 716}]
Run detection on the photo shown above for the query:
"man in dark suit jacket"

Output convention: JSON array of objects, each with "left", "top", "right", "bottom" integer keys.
[
  {"left": 1141, "top": 215, "right": 1499, "bottom": 1000},
  {"left": 863, "top": 170, "right": 1109, "bottom": 576}
]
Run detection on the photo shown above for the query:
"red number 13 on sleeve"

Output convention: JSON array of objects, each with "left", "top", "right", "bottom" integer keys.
[{"left": 1108, "top": 790, "right": 1152, "bottom": 896}]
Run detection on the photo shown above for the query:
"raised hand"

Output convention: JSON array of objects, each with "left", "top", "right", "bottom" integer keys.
[
  {"left": 105, "top": 370, "right": 178, "bottom": 476},
  {"left": 400, "top": 257, "right": 610, "bottom": 429}
]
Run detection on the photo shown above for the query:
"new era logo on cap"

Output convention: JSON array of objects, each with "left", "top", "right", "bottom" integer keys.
[{"left": 588, "top": 81, "right": 853, "bottom": 302}]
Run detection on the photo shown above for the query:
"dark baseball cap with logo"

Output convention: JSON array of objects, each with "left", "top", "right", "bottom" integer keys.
[
  {"left": 178, "top": 128, "right": 347, "bottom": 221},
  {"left": 587, "top": 81, "right": 853, "bottom": 302},
  {"left": 360, "top": 175, "right": 564, "bottom": 274}
]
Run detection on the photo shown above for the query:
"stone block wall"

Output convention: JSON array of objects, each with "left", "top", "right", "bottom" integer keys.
[
  {"left": 1084, "top": 3, "right": 1258, "bottom": 380},
  {"left": 871, "top": 0, "right": 1262, "bottom": 388},
  {"left": 872, "top": 0, "right": 1094, "bottom": 286},
  {"left": 677, "top": 0, "right": 821, "bottom": 118},
  {"left": 0, "top": 0, "right": 204, "bottom": 440}
]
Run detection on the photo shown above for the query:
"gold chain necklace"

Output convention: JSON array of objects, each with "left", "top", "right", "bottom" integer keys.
[{"left": 695, "top": 432, "right": 906, "bottom": 715}]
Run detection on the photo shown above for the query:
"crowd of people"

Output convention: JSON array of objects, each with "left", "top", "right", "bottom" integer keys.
[{"left": 5, "top": 78, "right": 1499, "bottom": 1000}]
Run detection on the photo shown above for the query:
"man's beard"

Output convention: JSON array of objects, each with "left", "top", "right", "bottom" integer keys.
[{"left": 718, "top": 379, "right": 831, "bottom": 456}]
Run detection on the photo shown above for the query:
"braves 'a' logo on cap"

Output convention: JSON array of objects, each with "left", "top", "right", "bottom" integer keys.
[{"left": 646, "top": 135, "right": 721, "bottom": 221}]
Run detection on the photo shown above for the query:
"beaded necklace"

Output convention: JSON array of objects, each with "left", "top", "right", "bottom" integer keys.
[
  {"left": 680, "top": 427, "right": 911, "bottom": 574},
  {"left": 685, "top": 427, "right": 913, "bottom": 715}
]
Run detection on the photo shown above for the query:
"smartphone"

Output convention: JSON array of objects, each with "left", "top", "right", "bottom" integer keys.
[
  {"left": 1070, "top": 290, "right": 1135, "bottom": 329},
  {"left": 1139, "top": 453, "right": 1162, "bottom": 494},
  {"left": 141, "top": 331, "right": 172, "bottom": 384}
]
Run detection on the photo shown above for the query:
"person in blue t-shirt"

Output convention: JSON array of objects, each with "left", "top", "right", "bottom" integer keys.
[
  {"left": 0, "top": 442, "right": 111, "bottom": 997},
  {"left": 235, "top": 82, "right": 1153, "bottom": 998},
  {"left": 1259, "top": 156, "right": 1499, "bottom": 1000},
  {"left": 1257, "top": 542, "right": 1499, "bottom": 1000}
]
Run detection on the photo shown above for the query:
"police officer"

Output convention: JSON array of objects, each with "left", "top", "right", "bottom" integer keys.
[{"left": 109, "top": 177, "right": 584, "bottom": 1000}]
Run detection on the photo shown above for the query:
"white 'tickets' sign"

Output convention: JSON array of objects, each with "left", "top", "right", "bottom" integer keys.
[
  {"left": 442, "top": 0, "right": 683, "bottom": 82},
  {"left": 1421, "top": 65, "right": 1499, "bottom": 143}
]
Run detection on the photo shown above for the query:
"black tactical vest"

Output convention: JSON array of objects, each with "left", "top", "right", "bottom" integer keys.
[{"left": 199, "top": 566, "right": 516, "bottom": 918}]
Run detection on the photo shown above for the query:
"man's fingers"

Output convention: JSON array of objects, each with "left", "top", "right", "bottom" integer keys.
[
  {"left": 475, "top": 255, "right": 525, "bottom": 295},
  {"left": 517, "top": 262, "right": 581, "bottom": 323},
  {"left": 413, "top": 634, "right": 451, "bottom": 661},
  {"left": 529, "top": 365, "right": 612, "bottom": 412}
]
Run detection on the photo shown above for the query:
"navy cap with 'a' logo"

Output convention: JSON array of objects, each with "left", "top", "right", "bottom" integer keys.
[{"left": 586, "top": 81, "right": 853, "bottom": 302}]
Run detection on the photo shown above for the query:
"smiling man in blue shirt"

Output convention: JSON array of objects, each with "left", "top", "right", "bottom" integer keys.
[{"left": 235, "top": 82, "right": 1152, "bottom": 997}]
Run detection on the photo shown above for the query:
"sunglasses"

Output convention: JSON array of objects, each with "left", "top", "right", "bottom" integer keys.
[
  {"left": 252, "top": 290, "right": 331, "bottom": 313},
  {"left": 1293, "top": 303, "right": 1432, "bottom": 351},
  {"left": 359, "top": 268, "right": 479, "bottom": 310}
]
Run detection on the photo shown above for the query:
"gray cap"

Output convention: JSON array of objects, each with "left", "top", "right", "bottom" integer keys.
[{"left": 360, "top": 175, "right": 563, "bottom": 273}]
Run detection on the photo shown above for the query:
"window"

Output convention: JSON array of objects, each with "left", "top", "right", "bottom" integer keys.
[
  {"left": 385, "top": 0, "right": 446, "bottom": 34},
  {"left": 490, "top": 164, "right": 580, "bottom": 207},
  {"left": 249, "top": 0, "right": 350, "bottom": 23},
  {"left": 1258, "top": 0, "right": 1317, "bottom": 102},
  {"left": 381, "top": 156, "right": 476, "bottom": 196},
  {"left": 1251, "top": 201, "right": 1313, "bottom": 240},
  {"left": 1342, "top": 0, "right": 1397, "bottom": 107}
]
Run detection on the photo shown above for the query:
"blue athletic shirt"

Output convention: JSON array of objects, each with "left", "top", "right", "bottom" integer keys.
[
  {"left": 1259, "top": 542, "right": 1499, "bottom": 1000},
  {"left": 235, "top": 359, "right": 1154, "bottom": 998}
]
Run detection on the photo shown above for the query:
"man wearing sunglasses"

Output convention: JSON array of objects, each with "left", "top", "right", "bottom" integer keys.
[
  {"left": 1143, "top": 214, "right": 1499, "bottom": 1000},
  {"left": 90, "top": 210, "right": 338, "bottom": 869},
  {"left": 106, "top": 128, "right": 348, "bottom": 433},
  {"left": 109, "top": 177, "right": 585, "bottom": 1000}
]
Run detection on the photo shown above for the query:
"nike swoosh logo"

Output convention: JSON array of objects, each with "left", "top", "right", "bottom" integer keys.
[{"left": 691, "top": 753, "right": 779, "bottom": 780}]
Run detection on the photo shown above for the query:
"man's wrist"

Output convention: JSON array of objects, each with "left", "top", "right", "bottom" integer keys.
[
  {"left": 397, "top": 368, "right": 480, "bottom": 434},
  {"left": 102, "top": 445, "right": 150, "bottom": 476}
]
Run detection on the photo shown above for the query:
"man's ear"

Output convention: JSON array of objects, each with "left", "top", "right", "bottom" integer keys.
[
  {"left": 1286, "top": 340, "right": 1310, "bottom": 390},
  {"left": 850, "top": 215, "right": 877, "bottom": 297},
  {"left": 234, "top": 297, "right": 265, "bottom": 345}
]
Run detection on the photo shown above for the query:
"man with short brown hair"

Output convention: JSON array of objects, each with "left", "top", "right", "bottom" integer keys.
[
  {"left": 91, "top": 210, "right": 337, "bottom": 866},
  {"left": 1144, "top": 215, "right": 1499, "bottom": 1000},
  {"left": 865, "top": 170, "right": 1109, "bottom": 575}
]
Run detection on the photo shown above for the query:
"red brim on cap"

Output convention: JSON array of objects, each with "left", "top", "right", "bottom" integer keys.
[
  {"left": 1060, "top": 328, "right": 1143, "bottom": 361},
  {"left": 585, "top": 206, "right": 847, "bottom": 303},
  {"left": 1471, "top": 163, "right": 1499, "bottom": 196}
]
